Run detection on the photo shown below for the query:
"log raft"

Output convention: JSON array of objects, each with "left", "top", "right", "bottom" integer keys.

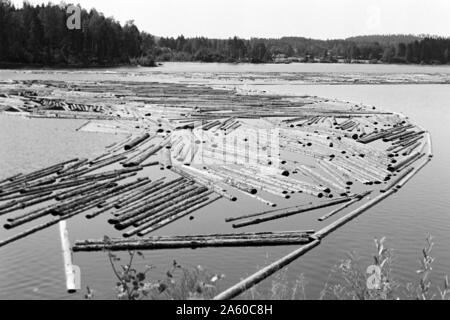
[{"left": 0, "top": 79, "right": 432, "bottom": 284}]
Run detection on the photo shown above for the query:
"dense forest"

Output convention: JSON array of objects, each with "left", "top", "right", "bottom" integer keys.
[
  {"left": 0, "top": 1, "right": 151, "bottom": 67},
  {"left": 156, "top": 35, "right": 450, "bottom": 64},
  {"left": 1, "top": 1, "right": 449, "bottom": 67}
]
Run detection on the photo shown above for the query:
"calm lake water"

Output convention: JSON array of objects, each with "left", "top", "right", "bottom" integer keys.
[{"left": 1, "top": 63, "right": 450, "bottom": 299}]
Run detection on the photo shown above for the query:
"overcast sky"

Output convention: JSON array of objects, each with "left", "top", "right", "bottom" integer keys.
[{"left": 12, "top": 0, "right": 450, "bottom": 39}]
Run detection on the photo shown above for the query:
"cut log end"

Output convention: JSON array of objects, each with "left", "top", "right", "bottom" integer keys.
[{"left": 281, "top": 171, "right": 290, "bottom": 177}]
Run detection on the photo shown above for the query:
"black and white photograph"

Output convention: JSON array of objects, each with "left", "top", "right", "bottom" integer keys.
[{"left": 0, "top": 0, "right": 449, "bottom": 305}]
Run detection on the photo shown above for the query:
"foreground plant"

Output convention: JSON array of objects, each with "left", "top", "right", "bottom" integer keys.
[
  {"left": 242, "top": 235, "right": 448, "bottom": 300},
  {"left": 87, "top": 235, "right": 448, "bottom": 300},
  {"left": 404, "top": 236, "right": 450, "bottom": 300},
  {"left": 245, "top": 269, "right": 307, "bottom": 300},
  {"left": 320, "top": 236, "right": 449, "bottom": 300},
  {"left": 86, "top": 237, "right": 224, "bottom": 300},
  {"left": 320, "top": 236, "right": 397, "bottom": 300}
]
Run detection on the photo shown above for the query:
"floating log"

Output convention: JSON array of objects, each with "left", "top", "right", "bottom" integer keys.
[
  {"left": 171, "top": 166, "right": 237, "bottom": 202},
  {"left": 1, "top": 189, "right": 52, "bottom": 210},
  {"left": 0, "top": 173, "right": 23, "bottom": 186},
  {"left": 89, "top": 152, "right": 113, "bottom": 165},
  {"left": 114, "top": 181, "right": 192, "bottom": 215},
  {"left": 78, "top": 230, "right": 315, "bottom": 245},
  {"left": 162, "top": 148, "right": 173, "bottom": 169},
  {"left": 6, "top": 183, "right": 116, "bottom": 228},
  {"left": 381, "top": 166, "right": 415, "bottom": 193},
  {"left": 315, "top": 188, "right": 397, "bottom": 239},
  {"left": 335, "top": 157, "right": 385, "bottom": 182},
  {"left": 57, "top": 158, "right": 89, "bottom": 176},
  {"left": 427, "top": 132, "right": 433, "bottom": 158},
  {"left": 0, "top": 164, "right": 65, "bottom": 192},
  {"left": 357, "top": 125, "right": 411, "bottom": 144},
  {"left": 122, "top": 143, "right": 164, "bottom": 167},
  {"left": 110, "top": 135, "right": 133, "bottom": 152},
  {"left": 244, "top": 193, "right": 277, "bottom": 207},
  {"left": 317, "top": 160, "right": 349, "bottom": 188},
  {"left": 209, "top": 169, "right": 258, "bottom": 195},
  {"left": 54, "top": 181, "right": 99, "bottom": 201},
  {"left": 402, "top": 142, "right": 421, "bottom": 156},
  {"left": 225, "top": 201, "right": 315, "bottom": 223},
  {"left": 52, "top": 179, "right": 141, "bottom": 217},
  {"left": 112, "top": 181, "right": 167, "bottom": 211},
  {"left": 62, "top": 167, "right": 142, "bottom": 183},
  {"left": 112, "top": 186, "right": 207, "bottom": 229},
  {"left": 297, "top": 165, "right": 345, "bottom": 192},
  {"left": 136, "top": 194, "right": 220, "bottom": 236},
  {"left": 214, "top": 179, "right": 404, "bottom": 300},
  {"left": 19, "top": 179, "right": 93, "bottom": 195},
  {"left": 124, "top": 191, "right": 213, "bottom": 237},
  {"left": 396, "top": 132, "right": 424, "bottom": 145},
  {"left": 391, "top": 133, "right": 422, "bottom": 146},
  {"left": 96, "top": 178, "right": 155, "bottom": 209},
  {"left": 123, "top": 133, "right": 151, "bottom": 150},
  {"left": 213, "top": 239, "right": 321, "bottom": 300},
  {"left": 325, "top": 159, "right": 369, "bottom": 184},
  {"left": 5, "top": 204, "right": 58, "bottom": 229},
  {"left": 141, "top": 161, "right": 160, "bottom": 167},
  {"left": 388, "top": 152, "right": 425, "bottom": 172},
  {"left": 0, "top": 200, "right": 21, "bottom": 214},
  {"left": 112, "top": 178, "right": 172, "bottom": 210},
  {"left": 389, "top": 136, "right": 423, "bottom": 153},
  {"left": 218, "top": 117, "right": 236, "bottom": 130},
  {"left": 333, "top": 158, "right": 381, "bottom": 183},
  {"left": 395, "top": 156, "right": 431, "bottom": 189},
  {"left": 393, "top": 138, "right": 423, "bottom": 155},
  {"left": 0, "top": 197, "right": 98, "bottom": 249},
  {"left": 87, "top": 153, "right": 128, "bottom": 169},
  {"left": 232, "top": 196, "right": 353, "bottom": 228},
  {"left": 53, "top": 195, "right": 110, "bottom": 221},
  {"left": 202, "top": 120, "right": 221, "bottom": 131},
  {"left": 89, "top": 152, "right": 128, "bottom": 167},
  {"left": 60, "top": 157, "right": 135, "bottom": 180},
  {"left": 59, "top": 220, "right": 78, "bottom": 293},
  {"left": 73, "top": 231, "right": 313, "bottom": 251},
  {"left": 225, "top": 122, "right": 242, "bottom": 135},
  {"left": 86, "top": 179, "right": 154, "bottom": 219},
  {"left": 318, "top": 191, "right": 371, "bottom": 221},
  {"left": 214, "top": 166, "right": 292, "bottom": 198},
  {"left": 115, "top": 183, "right": 185, "bottom": 216},
  {"left": 0, "top": 192, "right": 55, "bottom": 217},
  {"left": 383, "top": 130, "right": 417, "bottom": 142}
]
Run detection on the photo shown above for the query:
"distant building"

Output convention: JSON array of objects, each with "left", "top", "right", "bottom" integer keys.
[{"left": 273, "top": 54, "right": 291, "bottom": 64}]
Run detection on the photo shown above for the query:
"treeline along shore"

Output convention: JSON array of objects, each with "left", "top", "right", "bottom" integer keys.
[{"left": 0, "top": 1, "right": 449, "bottom": 67}]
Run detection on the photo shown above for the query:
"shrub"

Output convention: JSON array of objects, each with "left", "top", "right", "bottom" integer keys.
[
  {"left": 87, "top": 236, "right": 449, "bottom": 300},
  {"left": 86, "top": 249, "right": 224, "bottom": 300}
]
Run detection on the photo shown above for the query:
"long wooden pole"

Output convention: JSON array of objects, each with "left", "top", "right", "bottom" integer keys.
[
  {"left": 318, "top": 191, "right": 371, "bottom": 222},
  {"left": 136, "top": 195, "right": 221, "bottom": 236},
  {"left": 74, "top": 236, "right": 312, "bottom": 251},
  {"left": 59, "top": 220, "right": 78, "bottom": 293},
  {"left": 76, "top": 231, "right": 316, "bottom": 245},
  {"left": 213, "top": 240, "right": 321, "bottom": 300},
  {"left": 232, "top": 197, "right": 352, "bottom": 228},
  {"left": 0, "top": 202, "right": 89, "bottom": 249},
  {"left": 214, "top": 138, "right": 432, "bottom": 300}
]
